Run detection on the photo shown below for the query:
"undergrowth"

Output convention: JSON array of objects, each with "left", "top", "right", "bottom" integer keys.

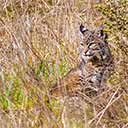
[{"left": 0, "top": 0, "right": 128, "bottom": 128}]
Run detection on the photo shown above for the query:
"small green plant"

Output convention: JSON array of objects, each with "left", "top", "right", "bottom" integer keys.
[{"left": 0, "top": 95, "right": 9, "bottom": 109}]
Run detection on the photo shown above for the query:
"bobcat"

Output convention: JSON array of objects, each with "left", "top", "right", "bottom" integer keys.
[
  {"left": 49, "top": 25, "right": 114, "bottom": 128},
  {"left": 50, "top": 25, "right": 114, "bottom": 98}
]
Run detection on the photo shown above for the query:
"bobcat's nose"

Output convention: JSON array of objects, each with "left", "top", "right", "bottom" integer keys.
[{"left": 84, "top": 50, "right": 91, "bottom": 56}]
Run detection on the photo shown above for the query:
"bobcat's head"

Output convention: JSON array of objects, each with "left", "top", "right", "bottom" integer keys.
[{"left": 79, "top": 25, "right": 108, "bottom": 64}]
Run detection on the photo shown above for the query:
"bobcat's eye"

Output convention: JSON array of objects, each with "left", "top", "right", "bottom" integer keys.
[{"left": 80, "top": 42, "right": 84, "bottom": 46}]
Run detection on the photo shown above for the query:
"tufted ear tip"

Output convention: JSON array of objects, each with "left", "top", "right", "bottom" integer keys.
[
  {"left": 96, "top": 26, "right": 108, "bottom": 39},
  {"left": 80, "top": 24, "right": 88, "bottom": 34}
]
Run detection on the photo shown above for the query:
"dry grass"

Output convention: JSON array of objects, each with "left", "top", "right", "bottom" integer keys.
[{"left": 0, "top": 0, "right": 128, "bottom": 128}]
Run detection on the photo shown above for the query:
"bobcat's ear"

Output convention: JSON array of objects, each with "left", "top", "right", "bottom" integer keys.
[
  {"left": 97, "top": 26, "right": 108, "bottom": 39},
  {"left": 80, "top": 24, "right": 88, "bottom": 34},
  {"left": 97, "top": 26, "right": 104, "bottom": 36}
]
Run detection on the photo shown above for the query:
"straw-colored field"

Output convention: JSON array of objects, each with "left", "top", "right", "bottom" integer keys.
[{"left": 0, "top": 0, "right": 128, "bottom": 128}]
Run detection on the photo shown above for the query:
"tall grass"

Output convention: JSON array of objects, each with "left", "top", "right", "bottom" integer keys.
[{"left": 0, "top": 0, "right": 128, "bottom": 128}]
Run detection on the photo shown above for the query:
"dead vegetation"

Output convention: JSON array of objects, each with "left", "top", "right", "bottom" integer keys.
[{"left": 0, "top": 0, "right": 128, "bottom": 128}]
